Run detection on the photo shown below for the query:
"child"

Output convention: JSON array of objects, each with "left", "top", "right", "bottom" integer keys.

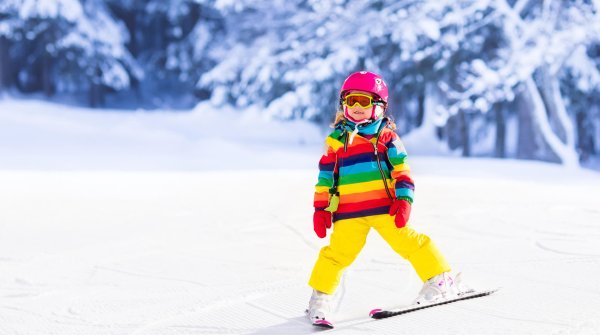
[{"left": 306, "top": 71, "right": 466, "bottom": 325}]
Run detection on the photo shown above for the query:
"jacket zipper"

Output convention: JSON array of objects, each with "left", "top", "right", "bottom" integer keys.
[
  {"left": 373, "top": 124, "right": 394, "bottom": 201},
  {"left": 373, "top": 142, "right": 394, "bottom": 201}
]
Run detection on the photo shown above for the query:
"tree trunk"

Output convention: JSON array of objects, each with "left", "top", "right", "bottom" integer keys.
[
  {"left": 130, "top": 13, "right": 138, "bottom": 56},
  {"left": 154, "top": 15, "right": 167, "bottom": 50},
  {"left": 42, "top": 26, "right": 55, "bottom": 97},
  {"left": 89, "top": 65, "right": 104, "bottom": 108},
  {"left": 89, "top": 82, "right": 104, "bottom": 108},
  {"left": 416, "top": 86, "right": 425, "bottom": 127},
  {"left": 520, "top": 77, "right": 578, "bottom": 167},
  {"left": 516, "top": 88, "right": 539, "bottom": 161},
  {"left": 0, "top": 36, "right": 9, "bottom": 92},
  {"left": 494, "top": 103, "right": 506, "bottom": 158},
  {"left": 539, "top": 68, "right": 577, "bottom": 156},
  {"left": 42, "top": 51, "right": 54, "bottom": 97},
  {"left": 460, "top": 110, "right": 470, "bottom": 157},
  {"left": 538, "top": 68, "right": 567, "bottom": 143}
]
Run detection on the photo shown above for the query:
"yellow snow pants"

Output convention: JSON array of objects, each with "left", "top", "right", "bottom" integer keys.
[{"left": 308, "top": 214, "right": 450, "bottom": 295}]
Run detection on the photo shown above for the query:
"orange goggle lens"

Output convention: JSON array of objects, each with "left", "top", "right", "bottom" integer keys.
[{"left": 343, "top": 94, "right": 383, "bottom": 108}]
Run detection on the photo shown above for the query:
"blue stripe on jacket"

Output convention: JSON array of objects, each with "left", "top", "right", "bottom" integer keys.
[{"left": 339, "top": 161, "right": 390, "bottom": 175}]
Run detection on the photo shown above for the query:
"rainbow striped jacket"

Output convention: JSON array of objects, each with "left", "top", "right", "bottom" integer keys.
[{"left": 314, "top": 121, "right": 414, "bottom": 222}]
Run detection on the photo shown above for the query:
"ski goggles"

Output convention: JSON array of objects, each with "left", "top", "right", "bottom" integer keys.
[{"left": 342, "top": 93, "right": 385, "bottom": 108}]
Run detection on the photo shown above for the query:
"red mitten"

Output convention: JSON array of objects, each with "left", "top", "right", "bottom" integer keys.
[
  {"left": 313, "top": 210, "right": 332, "bottom": 238},
  {"left": 388, "top": 199, "right": 411, "bottom": 228}
]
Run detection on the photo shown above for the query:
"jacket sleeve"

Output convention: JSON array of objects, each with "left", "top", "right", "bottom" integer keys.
[
  {"left": 386, "top": 132, "right": 415, "bottom": 203},
  {"left": 314, "top": 145, "right": 337, "bottom": 211}
]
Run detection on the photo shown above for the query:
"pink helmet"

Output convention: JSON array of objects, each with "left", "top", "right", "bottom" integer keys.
[{"left": 340, "top": 71, "right": 388, "bottom": 103}]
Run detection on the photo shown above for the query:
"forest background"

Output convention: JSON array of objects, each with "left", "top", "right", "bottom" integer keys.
[{"left": 1, "top": 0, "right": 599, "bottom": 168}]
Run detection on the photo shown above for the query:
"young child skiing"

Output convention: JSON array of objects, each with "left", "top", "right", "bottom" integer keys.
[{"left": 306, "top": 71, "right": 467, "bottom": 327}]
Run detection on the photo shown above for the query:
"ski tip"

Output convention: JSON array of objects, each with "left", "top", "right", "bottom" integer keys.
[
  {"left": 369, "top": 308, "right": 383, "bottom": 317},
  {"left": 312, "top": 319, "right": 334, "bottom": 329}
]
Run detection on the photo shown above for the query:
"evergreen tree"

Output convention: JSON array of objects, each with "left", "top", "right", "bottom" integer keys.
[
  {"left": 0, "top": 0, "right": 138, "bottom": 106},
  {"left": 104, "top": 0, "right": 224, "bottom": 108}
]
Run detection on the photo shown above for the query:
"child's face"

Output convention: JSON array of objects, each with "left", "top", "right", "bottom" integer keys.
[{"left": 344, "top": 90, "right": 376, "bottom": 122}]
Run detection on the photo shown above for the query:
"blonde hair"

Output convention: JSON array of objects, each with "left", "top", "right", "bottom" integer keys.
[
  {"left": 331, "top": 111, "right": 346, "bottom": 128},
  {"left": 330, "top": 111, "right": 397, "bottom": 130}
]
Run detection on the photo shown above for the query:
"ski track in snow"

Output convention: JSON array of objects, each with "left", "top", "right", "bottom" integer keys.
[{"left": 0, "top": 160, "right": 599, "bottom": 334}]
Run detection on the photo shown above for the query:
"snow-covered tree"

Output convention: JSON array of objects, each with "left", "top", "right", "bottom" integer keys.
[
  {"left": 103, "top": 0, "right": 223, "bottom": 108},
  {"left": 197, "top": 0, "right": 344, "bottom": 121},
  {"left": 0, "top": 0, "right": 86, "bottom": 96},
  {"left": 58, "top": 0, "right": 141, "bottom": 106},
  {"left": 190, "top": 0, "right": 600, "bottom": 166},
  {"left": 0, "top": 0, "right": 139, "bottom": 106},
  {"left": 439, "top": 0, "right": 600, "bottom": 167}
]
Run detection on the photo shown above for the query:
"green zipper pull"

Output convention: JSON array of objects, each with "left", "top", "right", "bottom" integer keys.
[{"left": 324, "top": 193, "right": 340, "bottom": 212}]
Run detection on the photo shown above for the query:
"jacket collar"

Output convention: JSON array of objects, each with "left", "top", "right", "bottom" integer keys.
[{"left": 343, "top": 118, "right": 382, "bottom": 135}]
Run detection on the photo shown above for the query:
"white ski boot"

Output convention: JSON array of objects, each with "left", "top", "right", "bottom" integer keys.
[
  {"left": 413, "top": 272, "right": 471, "bottom": 305},
  {"left": 306, "top": 289, "right": 334, "bottom": 328}
]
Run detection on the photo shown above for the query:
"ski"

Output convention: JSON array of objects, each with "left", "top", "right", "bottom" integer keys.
[
  {"left": 369, "top": 288, "right": 499, "bottom": 320},
  {"left": 306, "top": 308, "right": 334, "bottom": 329},
  {"left": 312, "top": 319, "right": 334, "bottom": 329}
]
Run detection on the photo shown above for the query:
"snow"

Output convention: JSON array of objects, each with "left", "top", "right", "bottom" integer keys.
[
  {"left": 1, "top": 99, "right": 600, "bottom": 334},
  {"left": 418, "top": 18, "right": 441, "bottom": 41},
  {"left": 566, "top": 45, "right": 600, "bottom": 93},
  {"left": 18, "top": 0, "right": 83, "bottom": 21},
  {"left": 0, "top": 99, "right": 323, "bottom": 171}
]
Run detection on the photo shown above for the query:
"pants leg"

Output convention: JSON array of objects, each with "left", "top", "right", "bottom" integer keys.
[
  {"left": 371, "top": 214, "right": 451, "bottom": 282},
  {"left": 308, "top": 217, "right": 370, "bottom": 295}
]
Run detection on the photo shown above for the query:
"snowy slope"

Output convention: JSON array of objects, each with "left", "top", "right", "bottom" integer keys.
[
  {"left": 0, "top": 99, "right": 323, "bottom": 171},
  {"left": 1, "top": 160, "right": 599, "bottom": 335},
  {"left": 1, "top": 99, "right": 600, "bottom": 334}
]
